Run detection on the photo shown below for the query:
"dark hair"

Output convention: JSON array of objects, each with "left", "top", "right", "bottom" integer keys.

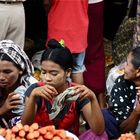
[
  {"left": 0, "top": 53, "right": 22, "bottom": 70},
  {"left": 131, "top": 47, "right": 140, "bottom": 69},
  {"left": 41, "top": 39, "right": 73, "bottom": 70}
]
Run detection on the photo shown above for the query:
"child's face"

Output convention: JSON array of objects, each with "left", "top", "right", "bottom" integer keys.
[
  {"left": 41, "top": 60, "right": 69, "bottom": 91},
  {"left": 0, "top": 60, "right": 22, "bottom": 88},
  {"left": 124, "top": 53, "right": 138, "bottom": 81}
]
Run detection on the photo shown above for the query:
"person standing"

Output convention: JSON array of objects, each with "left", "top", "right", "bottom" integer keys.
[
  {"left": 84, "top": 0, "right": 106, "bottom": 108},
  {"left": 0, "top": 0, "right": 26, "bottom": 49},
  {"left": 45, "top": 0, "right": 88, "bottom": 85}
]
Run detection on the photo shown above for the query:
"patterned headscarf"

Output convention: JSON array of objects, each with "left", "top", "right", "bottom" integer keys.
[{"left": 0, "top": 40, "right": 36, "bottom": 87}]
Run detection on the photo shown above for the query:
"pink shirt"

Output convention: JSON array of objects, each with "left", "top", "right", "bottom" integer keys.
[{"left": 47, "top": 0, "right": 88, "bottom": 53}]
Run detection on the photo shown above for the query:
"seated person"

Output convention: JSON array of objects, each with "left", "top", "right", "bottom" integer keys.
[
  {"left": 21, "top": 39, "right": 105, "bottom": 136},
  {"left": 102, "top": 47, "right": 140, "bottom": 139},
  {"left": 0, "top": 40, "right": 37, "bottom": 128}
]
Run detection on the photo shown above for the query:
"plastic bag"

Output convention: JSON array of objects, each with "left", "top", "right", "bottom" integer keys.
[
  {"left": 31, "top": 50, "right": 44, "bottom": 70},
  {"left": 106, "top": 63, "right": 125, "bottom": 96},
  {"left": 79, "top": 129, "right": 108, "bottom": 140}
]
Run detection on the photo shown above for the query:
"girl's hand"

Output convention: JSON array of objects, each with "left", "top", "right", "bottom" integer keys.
[
  {"left": 73, "top": 85, "right": 96, "bottom": 101},
  {"left": 31, "top": 85, "right": 58, "bottom": 101},
  {"left": 1, "top": 92, "right": 21, "bottom": 114}
]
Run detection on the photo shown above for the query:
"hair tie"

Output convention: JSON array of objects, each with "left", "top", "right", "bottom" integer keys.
[{"left": 59, "top": 39, "right": 65, "bottom": 47}]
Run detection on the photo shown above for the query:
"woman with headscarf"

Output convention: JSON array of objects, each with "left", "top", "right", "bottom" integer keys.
[{"left": 0, "top": 40, "right": 37, "bottom": 128}]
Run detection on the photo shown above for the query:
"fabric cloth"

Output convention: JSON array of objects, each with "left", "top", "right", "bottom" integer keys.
[
  {"left": 0, "top": 40, "right": 37, "bottom": 87},
  {"left": 84, "top": 1, "right": 105, "bottom": 94},
  {"left": 102, "top": 109, "right": 120, "bottom": 139},
  {"left": 47, "top": 0, "right": 88, "bottom": 53},
  {"left": 108, "top": 75, "right": 136, "bottom": 122},
  {"left": 25, "top": 82, "right": 90, "bottom": 135},
  {"left": 0, "top": 3, "right": 25, "bottom": 48},
  {"left": 49, "top": 87, "right": 80, "bottom": 120},
  {"left": 79, "top": 129, "right": 108, "bottom": 140},
  {"left": 88, "top": 0, "right": 103, "bottom": 4},
  {"left": 72, "top": 51, "right": 86, "bottom": 73}
]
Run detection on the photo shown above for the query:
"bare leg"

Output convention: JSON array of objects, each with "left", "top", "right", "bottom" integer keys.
[{"left": 71, "top": 72, "right": 84, "bottom": 85}]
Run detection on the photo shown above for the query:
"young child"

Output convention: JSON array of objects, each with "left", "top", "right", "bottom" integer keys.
[{"left": 21, "top": 39, "right": 105, "bottom": 136}]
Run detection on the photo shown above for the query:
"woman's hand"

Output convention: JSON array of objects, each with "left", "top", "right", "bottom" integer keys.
[
  {"left": 0, "top": 92, "right": 21, "bottom": 114},
  {"left": 31, "top": 85, "right": 58, "bottom": 101},
  {"left": 73, "top": 85, "right": 96, "bottom": 101},
  {"left": 134, "top": 87, "right": 140, "bottom": 114}
]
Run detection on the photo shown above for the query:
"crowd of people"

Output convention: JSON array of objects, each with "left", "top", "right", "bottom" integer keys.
[{"left": 0, "top": 0, "right": 140, "bottom": 140}]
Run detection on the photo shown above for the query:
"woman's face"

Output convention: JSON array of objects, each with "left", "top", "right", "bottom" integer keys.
[
  {"left": 41, "top": 60, "right": 70, "bottom": 91},
  {"left": 124, "top": 53, "right": 138, "bottom": 81},
  {"left": 0, "top": 60, "right": 22, "bottom": 88}
]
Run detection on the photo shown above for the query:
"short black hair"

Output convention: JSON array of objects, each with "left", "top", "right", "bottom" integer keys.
[
  {"left": 131, "top": 47, "right": 140, "bottom": 69},
  {"left": 41, "top": 39, "right": 73, "bottom": 70}
]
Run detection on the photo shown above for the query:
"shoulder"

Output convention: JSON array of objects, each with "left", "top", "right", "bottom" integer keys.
[
  {"left": 76, "top": 98, "right": 90, "bottom": 111},
  {"left": 114, "top": 75, "right": 136, "bottom": 89},
  {"left": 25, "top": 82, "right": 40, "bottom": 97}
]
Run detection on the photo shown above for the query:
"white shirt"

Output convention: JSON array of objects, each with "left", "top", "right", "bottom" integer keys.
[{"left": 88, "top": 0, "right": 103, "bottom": 4}]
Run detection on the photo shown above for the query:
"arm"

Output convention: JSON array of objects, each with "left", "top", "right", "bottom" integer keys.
[
  {"left": 97, "top": 93, "right": 107, "bottom": 108},
  {"left": 43, "top": 0, "right": 53, "bottom": 14},
  {"left": 120, "top": 87, "right": 140, "bottom": 133},
  {"left": 73, "top": 85, "right": 105, "bottom": 135},
  {"left": 120, "top": 108, "right": 140, "bottom": 133},
  {"left": 21, "top": 95, "right": 37, "bottom": 125},
  {"left": 120, "top": 88, "right": 140, "bottom": 133}
]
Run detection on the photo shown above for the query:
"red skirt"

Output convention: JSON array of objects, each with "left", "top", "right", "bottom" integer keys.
[{"left": 84, "top": 2, "right": 105, "bottom": 94}]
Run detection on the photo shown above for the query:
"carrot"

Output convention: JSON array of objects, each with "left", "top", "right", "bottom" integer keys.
[
  {"left": 29, "top": 127, "right": 34, "bottom": 133},
  {"left": 52, "top": 136, "right": 61, "bottom": 140},
  {"left": 20, "top": 138, "right": 26, "bottom": 140},
  {"left": 0, "top": 128, "right": 6, "bottom": 137},
  {"left": 5, "top": 133, "right": 12, "bottom": 140},
  {"left": 54, "top": 129, "right": 66, "bottom": 139},
  {"left": 26, "top": 132, "right": 35, "bottom": 139},
  {"left": 6, "top": 129, "right": 12, "bottom": 135},
  {"left": 11, "top": 126, "right": 19, "bottom": 133},
  {"left": 33, "top": 130, "right": 40, "bottom": 138},
  {"left": 44, "top": 131, "right": 54, "bottom": 139},
  {"left": 19, "top": 130, "right": 26, "bottom": 138},
  {"left": 23, "top": 124, "right": 30, "bottom": 132},
  {"left": 30, "top": 123, "right": 39, "bottom": 130},
  {"left": 16, "top": 136, "right": 22, "bottom": 140},
  {"left": 16, "top": 123, "right": 23, "bottom": 130},
  {"left": 11, "top": 138, "right": 16, "bottom": 140},
  {"left": 38, "top": 127, "right": 47, "bottom": 135},
  {"left": 11, "top": 133, "right": 16, "bottom": 139},
  {"left": 45, "top": 125, "right": 55, "bottom": 132},
  {"left": 37, "top": 136, "right": 45, "bottom": 140}
]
